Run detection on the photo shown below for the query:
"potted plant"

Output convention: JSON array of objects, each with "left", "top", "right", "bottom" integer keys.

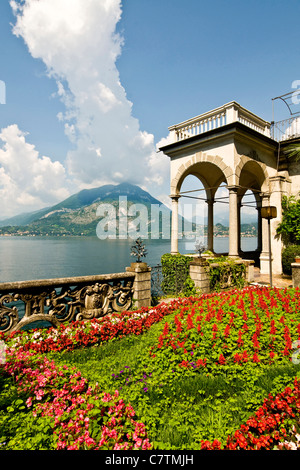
[{"left": 130, "top": 238, "right": 148, "bottom": 268}]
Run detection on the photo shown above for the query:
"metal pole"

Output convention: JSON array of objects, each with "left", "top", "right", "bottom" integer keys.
[{"left": 268, "top": 218, "right": 273, "bottom": 287}]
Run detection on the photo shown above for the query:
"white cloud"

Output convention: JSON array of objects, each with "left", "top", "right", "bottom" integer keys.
[
  {"left": 0, "top": 124, "right": 70, "bottom": 218},
  {"left": 9, "top": 0, "right": 169, "bottom": 202}
]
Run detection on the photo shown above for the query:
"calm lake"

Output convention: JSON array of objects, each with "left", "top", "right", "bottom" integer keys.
[{"left": 0, "top": 236, "right": 258, "bottom": 283}]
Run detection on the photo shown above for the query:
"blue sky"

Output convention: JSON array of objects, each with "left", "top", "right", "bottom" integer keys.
[{"left": 0, "top": 0, "right": 299, "bottom": 219}]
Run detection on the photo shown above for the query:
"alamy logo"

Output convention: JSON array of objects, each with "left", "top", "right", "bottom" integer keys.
[
  {"left": 292, "top": 340, "right": 300, "bottom": 364},
  {"left": 291, "top": 80, "right": 300, "bottom": 106},
  {"left": 95, "top": 196, "right": 205, "bottom": 249},
  {"left": 0, "top": 80, "right": 6, "bottom": 104}
]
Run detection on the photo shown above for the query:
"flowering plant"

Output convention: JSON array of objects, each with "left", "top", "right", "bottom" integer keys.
[
  {"left": 2, "top": 285, "right": 300, "bottom": 450},
  {"left": 2, "top": 347, "right": 151, "bottom": 450}
]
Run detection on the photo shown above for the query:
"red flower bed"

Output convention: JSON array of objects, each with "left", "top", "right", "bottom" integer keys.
[
  {"left": 1, "top": 299, "right": 194, "bottom": 355},
  {"left": 149, "top": 286, "right": 300, "bottom": 370},
  {"left": 201, "top": 377, "right": 300, "bottom": 450}
]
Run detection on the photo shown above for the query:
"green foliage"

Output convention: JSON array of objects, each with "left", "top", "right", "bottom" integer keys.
[
  {"left": 276, "top": 195, "right": 300, "bottom": 246},
  {"left": 161, "top": 253, "right": 195, "bottom": 296},
  {"left": 282, "top": 245, "right": 300, "bottom": 275},
  {"left": 283, "top": 143, "right": 300, "bottom": 162},
  {"left": 207, "top": 257, "right": 246, "bottom": 291}
]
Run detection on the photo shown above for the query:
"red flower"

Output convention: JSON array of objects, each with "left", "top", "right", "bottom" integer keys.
[
  {"left": 218, "top": 353, "right": 226, "bottom": 365},
  {"left": 224, "top": 324, "right": 230, "bottom": 337},
  {"left": 196, "top": 358, "right": 207, "bottom": 368},
  {"left": 237, "top": 330, "right": 244, "bottom": 347},
  {"left": 252, "top": 352, "right": 260, "bottom": 363},
  {"left": 234, "top": 353, "right": 242, "bottom": 363}
]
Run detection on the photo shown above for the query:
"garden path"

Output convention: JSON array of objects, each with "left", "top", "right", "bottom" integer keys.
[{"left": 251, "top": 267, "right": 292, "bottom": 289}]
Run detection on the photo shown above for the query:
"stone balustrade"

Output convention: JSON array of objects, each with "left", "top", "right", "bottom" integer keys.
[
  {"left": 0, "top": 263, "right": 152, "bottom": 334},
  {"left": 168, "top": 101, "right": 271, "bottom": 143}
]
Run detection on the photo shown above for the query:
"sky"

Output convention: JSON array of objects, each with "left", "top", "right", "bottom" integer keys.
[{"left": 0, "top": 0, "right": 299, "bottom": 221}]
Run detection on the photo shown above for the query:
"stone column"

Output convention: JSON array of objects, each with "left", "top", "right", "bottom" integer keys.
[
  {"left": 237, "top": 197, "right": 242, "bottom": 254},
  {"left": 126, "top": 262, "right": 152, "bottom": 309},
  {"left": 260, "top": 193, "right": 271, "bottom": 274},
  {"left": 170, "top": 195, "right": 180, "bottom": 254},
  {"left": 256, "top": 199, "right": 262, "bottom": 253},
  {"left": 228, "top": 186, "right": 239, "bottom": 258},
  {"left": 206, "top": 198, "right": 214, "bottom": 252},
  {"left": 269, "top": 176, "right": 285, "bottom": 274}
]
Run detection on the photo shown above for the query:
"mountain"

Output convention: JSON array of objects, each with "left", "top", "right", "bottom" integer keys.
[
  {"left": 0, "top": 183, "right": 173, "bottom": 237},
  {"left": 0, "top": 182, "right": 258, "bottom": 238},
  {"left": 0, "top": 182, "right": 162, "bottom": 228}
]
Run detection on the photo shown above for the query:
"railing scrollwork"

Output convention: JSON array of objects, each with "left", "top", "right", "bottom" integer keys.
[{"left": 0, "top": 272, "right": 135, "bottom": 334}]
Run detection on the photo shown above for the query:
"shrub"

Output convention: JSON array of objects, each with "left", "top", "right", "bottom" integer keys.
[
  {"left": 207, "top": 257, "right": 246, "bottom": 291},
  {"left": 282, "top": 245, "right": 300, "bottom": 275},
  {"left": 161, "top": 253, "right": 194, "bottom": 296}
]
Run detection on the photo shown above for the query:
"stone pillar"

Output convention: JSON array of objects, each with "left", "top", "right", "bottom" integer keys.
[
  {"left": 206, "top": 198, "right": 214, "bottom": 252},
  {"left": 259, "top": 193, "right": 271, "bottom": 275},
  {"left": 269, "top": 176, "right": 285, "bottom": 274},
  {"left": 228, "top": 186, "right": 239, "bottom": 258},
  {"left": 292, "top": 262, "right": 300, "bottom": 288},
  {"left": 256, "top": 199, "right": 262, "bottom": 253},
  {"left": 244, "top": 259, "right": 255, "bottom": 283},
  {"left": 126, "top": 262, "right": 152, "bottom": 309},
  {"left": 189, "top": 258, "right": 210, "bottom": 293},
  {"left": 237, "top": 197, "right": 242, "bottom": 254},
  {"left": 170, "top": 195, "right": 180, "bottom": 254}
]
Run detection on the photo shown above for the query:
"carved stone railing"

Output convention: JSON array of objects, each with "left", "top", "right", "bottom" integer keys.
[
  {"left": 0, "top": 272, "right": 136, "bottom": 334},
  {"left": 168, "top": 101, "right": 271, "bottom": 143}
]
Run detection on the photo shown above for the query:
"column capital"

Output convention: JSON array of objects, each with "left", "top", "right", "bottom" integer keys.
[
  {"left": 259, "top": 191, "right": 270, "bottom": 199},
  {"left": 170, "top": 194, "right": 181, "bottom": 201},
  {"left": 206, "top": 198, "right": 215, "bottom": 205},
  {"left": 227, "top": 185, "right": 239, "bottom": 193}
]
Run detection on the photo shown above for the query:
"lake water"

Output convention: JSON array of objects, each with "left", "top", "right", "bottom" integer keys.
[{"left": 0, "top": 235, "right": 258, "bottom": 283}]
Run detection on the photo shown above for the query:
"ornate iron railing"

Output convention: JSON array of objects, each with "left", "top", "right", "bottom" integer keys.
[
  {"left": 150, "top": 262, "right": 188, "bottom": 298},
  {"left": 150, "top": 265, "right": 164, "bottom": 298},
  {"left": 271, "top": 117, "right": 300, "bottom": 142},
  {"left": 0, "top": 272, "right": 135, "bottom": 334}
]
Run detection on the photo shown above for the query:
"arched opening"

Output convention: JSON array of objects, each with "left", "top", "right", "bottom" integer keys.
[
  {"left": 238, "top": 160, "right": 267, "bottom": 265},
  {"left": 240, "top": 189, "right": 258, "bottom": 252},
  {"left": 178, "top": 174, "right": 206, "bottom": 254},
  {"left": 213, "top": 185, "right": 229, "bottom": 254},
  {"left": 173, "top": 161, "right": 229, "bottom": 255}
]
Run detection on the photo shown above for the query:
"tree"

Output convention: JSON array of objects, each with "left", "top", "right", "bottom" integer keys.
[{"left": 276, "top": 195, "right": 300, "bottom": 246}]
